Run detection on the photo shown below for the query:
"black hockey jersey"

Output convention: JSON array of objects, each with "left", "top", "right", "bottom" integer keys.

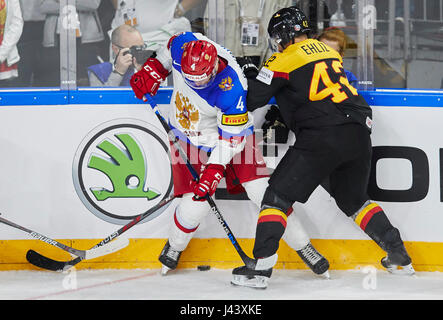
[{"left": 246, "top": 38, "right": 372, "bottom": 132}]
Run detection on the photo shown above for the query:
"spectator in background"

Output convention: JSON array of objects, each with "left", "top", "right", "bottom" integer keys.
[
  {"left": 109, "top": 0, "right": 201, "bottom": 56},
  {"left": 88, "top": 24, "right": 145, "bottom": 87},
  {"left": 96, "top": 0, "right": 116, "bottom": 62},
  {"left": 0, "top": 0, "right": 23, "bottom": 87},
  {"left": 173, "top": 0, "right": 204, "bottom": 18},
  {"left": 15, "top": 0, "right": 45, "bottom": 87},
  {"left": 204, "top": 0, "right": 292, "bottom": 68},
  {"left": 317, "top": 27, "right": 358, "bottom": 87},
  {"left": 40, "top": 0, "right": 105, "bottom": 87}
]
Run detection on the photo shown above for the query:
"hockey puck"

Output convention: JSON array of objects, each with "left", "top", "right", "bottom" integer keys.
[{"left": 197, "top": 265, "right": 211, "bottom": 271}]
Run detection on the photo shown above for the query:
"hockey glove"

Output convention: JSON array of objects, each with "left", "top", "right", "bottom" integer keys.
[
  {"left": 192, "top": 164, "right": 225, "bottom": 201},
  {"left": 262, "top": 105, "right": 289, "bottom": 144},
  {"left": 235, "top": 56, "right": 259, "bottom": 79},
  {"left": 130, "top": 58, "right": 169, "bottom": 100}
]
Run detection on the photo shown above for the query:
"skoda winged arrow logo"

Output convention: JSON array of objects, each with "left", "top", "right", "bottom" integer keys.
[
  {"left": 73, "top": 119, "right": 173, "bottom": 225},
  {"left": 88, "top": 133, "right": 160, "bottom": 201}
]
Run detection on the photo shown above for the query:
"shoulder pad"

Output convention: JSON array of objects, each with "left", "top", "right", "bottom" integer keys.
[{"left": 167, "top": 32, "right": 186, "bottom": 50}]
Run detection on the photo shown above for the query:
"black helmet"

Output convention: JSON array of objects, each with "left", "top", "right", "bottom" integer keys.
[{"left": 267, "top": 6, "right": 311, "bottom": 50}]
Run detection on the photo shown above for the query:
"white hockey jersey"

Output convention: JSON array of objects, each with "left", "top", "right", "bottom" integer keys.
[{"left": 156, "top": 32, "right": 254, "bottom": 166}]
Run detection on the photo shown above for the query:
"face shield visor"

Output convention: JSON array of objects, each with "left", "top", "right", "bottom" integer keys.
[{"left": 268, "top": 35, "right": 283, "bottom": 53}]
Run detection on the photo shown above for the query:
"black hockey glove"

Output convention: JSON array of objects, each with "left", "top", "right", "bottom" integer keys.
[
  {"left": 262, "top": 105, "right": 289, "bottom": 144},
  {"left": 236, "top": 56, "right": 259, "bottom": 79}
]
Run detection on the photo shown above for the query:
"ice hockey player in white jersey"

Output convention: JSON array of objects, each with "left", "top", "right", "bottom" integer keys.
[{"left": 130, "top": 31, "right": 329, "bottom": 285}]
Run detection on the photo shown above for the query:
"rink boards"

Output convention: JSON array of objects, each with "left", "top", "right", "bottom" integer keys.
[{"left": 0, "top": 88, "right": 442, "bottom": 271}]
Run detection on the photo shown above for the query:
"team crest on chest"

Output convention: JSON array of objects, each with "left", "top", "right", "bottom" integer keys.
[
  {"left": 175, "top": 92, "right": 200, "bottom": 130},
  {"left": 219, "top": 77, "right": 234, "bottom": 91}
]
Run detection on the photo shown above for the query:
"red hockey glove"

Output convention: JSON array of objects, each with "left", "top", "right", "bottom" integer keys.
[
  {"left": 130, "top": 58, "right": 169, "bottom": 100},
  {"left": 192, "top": 164, "right": 225, "bottom": 201}
]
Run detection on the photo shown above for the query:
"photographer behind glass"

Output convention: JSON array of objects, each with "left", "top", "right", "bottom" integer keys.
[{"left": 88, "top": 24, "right": 151, "bottom": 87}]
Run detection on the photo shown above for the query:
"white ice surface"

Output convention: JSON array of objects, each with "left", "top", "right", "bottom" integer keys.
[{"left": 1, "top": 268, "right": 443, "bottom": 300}]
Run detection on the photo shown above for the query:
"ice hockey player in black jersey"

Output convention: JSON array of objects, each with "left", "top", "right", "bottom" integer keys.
[{"left": 231, "top": 6, "right": 414, "bottom": 289}]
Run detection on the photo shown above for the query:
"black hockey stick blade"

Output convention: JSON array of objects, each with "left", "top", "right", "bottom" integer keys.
[
  {"left": 26, "top": 250, "right": 79, "bottom": 272},
  {"left": 25, "top": 195, "right": 175, "bottom": 271}
]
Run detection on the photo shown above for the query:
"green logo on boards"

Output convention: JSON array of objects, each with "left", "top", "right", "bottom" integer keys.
[
  {"left": 73, "top": 119, "right": 173, "bottom": 225},
  {"left": 88, "top": 133, "right": 160, "bottom": 201}
]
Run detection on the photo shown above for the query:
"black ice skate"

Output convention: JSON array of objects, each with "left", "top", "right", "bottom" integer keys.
[
  {"left": 158, "top": 241, "right": 182, "bottom": 275},
  {"left": 231, "top": 266, "right": 272, "bottom": 289},
  {"left": 296, "top": 242, "right": 330, "bottom": 278},
  {"left": 381, "top": 244, "right": 415, "bottom": 275}
]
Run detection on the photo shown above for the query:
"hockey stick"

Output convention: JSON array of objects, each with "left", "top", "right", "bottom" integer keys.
[
  {"left": 26, "top": 193, "right": 176, "bottom": 271},
  {"left": 0, "top": 214, "right": 129, "bottom": 261},
  {"left": 145, "top": 95, "right": 256, "bottom": 269}
]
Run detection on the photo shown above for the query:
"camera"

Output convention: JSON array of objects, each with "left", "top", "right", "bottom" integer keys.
[{"left": 123, "top": 45, "right": 152, "bottom": 65}]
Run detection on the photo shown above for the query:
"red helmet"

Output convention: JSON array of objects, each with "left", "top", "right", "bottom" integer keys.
[{"left": 181, "top": 40, "right": 218, "bottom": 89}]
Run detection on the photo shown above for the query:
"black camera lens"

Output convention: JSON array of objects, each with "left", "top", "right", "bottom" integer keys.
[{"left": 128, "top": 45, "right": 151, "bottom": 65}]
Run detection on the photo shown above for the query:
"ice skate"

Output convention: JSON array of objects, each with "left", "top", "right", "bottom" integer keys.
[
  {"left": 160, "top": 264, "right": 172, "bottom": 276},
  {"left": 381, "top": 244, "right": 414, "bottom": 276},
  {"left": 231, "top": 266, "right": 272, "bottom": 289},
  {"left": 158, "top": 241, "right": 182, "bottom": 276},
  {"left": 296, "top": 242, "right": 330, "bottom": 279}
]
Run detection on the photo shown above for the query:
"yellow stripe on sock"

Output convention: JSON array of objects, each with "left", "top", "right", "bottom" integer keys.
[
  {"left": 258, "top": 208, "right": 288, "bottom": 223},
  {"left": 354, "top": 203, "right": 379, "bottom": 227}
]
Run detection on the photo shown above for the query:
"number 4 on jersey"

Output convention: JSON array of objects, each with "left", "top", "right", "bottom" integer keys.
[{"left": 236, "top": 96, "right": 245, "bottom": 111}]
